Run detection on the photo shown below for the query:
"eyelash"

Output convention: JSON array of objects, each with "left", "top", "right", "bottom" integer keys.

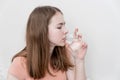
[{"left": 57, "top": 26, "right": 62, "bottom": 29}]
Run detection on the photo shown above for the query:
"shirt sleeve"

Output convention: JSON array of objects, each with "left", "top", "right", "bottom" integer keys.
[{"left": 8, "top": 57, "right": 27, "bottom": 80}]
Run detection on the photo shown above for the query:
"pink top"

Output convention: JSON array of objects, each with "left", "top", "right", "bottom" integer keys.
[{"left": 8, "top": 57, "right": 67, "bottom": 80}]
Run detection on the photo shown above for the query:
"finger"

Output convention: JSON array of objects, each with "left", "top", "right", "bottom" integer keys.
[
  {"left": 78, "top": 33, "right": 82, "bottom": 40},
  {"left": 84, "top": 43, "right": 88, "bottom": 48},
  {"left": 73, "top": 28, "right": 78, "bottom": 39},
  {"left": 82, "top": 42, "right": 87, "bottom": 48},
  {"left": 80, "top": 40, "right": 84, "bottom": 46}
]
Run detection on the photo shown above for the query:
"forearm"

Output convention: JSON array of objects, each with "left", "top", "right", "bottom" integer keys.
[
  {"left": 67, "top": 56, "right": 86, "bottom": 80},
  {"left": 75, "top": 59, "right": 86, "bottom": 80}
]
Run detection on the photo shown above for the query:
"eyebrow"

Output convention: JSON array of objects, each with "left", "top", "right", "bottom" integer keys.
[{"left": 58, "top": 22, "right": 66, "bottom": 25}]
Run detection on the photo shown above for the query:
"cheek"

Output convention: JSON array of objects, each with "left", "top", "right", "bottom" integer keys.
[{"left": 48, "top": 31, "right": 62, "bottom": 42}]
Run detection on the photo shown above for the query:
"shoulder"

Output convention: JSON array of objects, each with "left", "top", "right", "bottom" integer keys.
[
  {"left": 11, "top": 57, "right": 27, "bottom": 69},
  {"left": 8, "top": 57, "right": 27, "bottom": 79},
  {"left": 13, "top": 56, "right": 26, "bottom": 63}
]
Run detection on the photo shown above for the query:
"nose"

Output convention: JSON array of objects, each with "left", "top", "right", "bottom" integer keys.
[{"left": 64, "top": 27, "right": 68, "bottom": 34}]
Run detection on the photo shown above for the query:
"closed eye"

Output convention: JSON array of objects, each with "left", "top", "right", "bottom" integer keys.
[
  {"left": 57, "top": 22, "right": 65, "bottom": 29},
  {"left": 57, "top": 26, "right": 62, "bottom": 29}
]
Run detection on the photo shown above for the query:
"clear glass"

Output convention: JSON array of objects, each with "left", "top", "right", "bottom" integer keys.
[{"left": 66, "top": 33, "right": 74, "bottom": 44}]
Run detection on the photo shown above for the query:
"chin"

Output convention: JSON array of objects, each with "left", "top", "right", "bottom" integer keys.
[{"left": 57, "top": 43, "right": 65, "bottom": 46}]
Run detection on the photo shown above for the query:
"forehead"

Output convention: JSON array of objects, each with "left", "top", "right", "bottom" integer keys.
[{"left": 49, "top": 12, "right": 65, "bottom": 25}]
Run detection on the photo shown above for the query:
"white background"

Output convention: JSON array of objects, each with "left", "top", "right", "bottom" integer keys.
[{"left": 0, "top": 0, "right": 120, "bottom": 80}]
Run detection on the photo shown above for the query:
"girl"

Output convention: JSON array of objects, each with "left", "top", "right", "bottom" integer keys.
[{"left": 7, "top": 6, "right": 87, "bottom": 80}]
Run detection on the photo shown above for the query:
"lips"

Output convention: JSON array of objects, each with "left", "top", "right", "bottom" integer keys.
[{"left": 62, "top": 37, "right": 66, "bottom": 41}]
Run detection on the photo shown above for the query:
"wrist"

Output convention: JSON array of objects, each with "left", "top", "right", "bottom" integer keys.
[{"left": 75, "top": 58, "right": 85, "bottom": 64}]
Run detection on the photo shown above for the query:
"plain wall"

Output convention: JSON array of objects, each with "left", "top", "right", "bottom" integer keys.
[{"left": 0, "top": 0, "right": 120, "bottom": 80}]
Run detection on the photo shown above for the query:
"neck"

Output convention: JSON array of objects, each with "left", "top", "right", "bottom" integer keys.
[{"left": 50, "top": 43, "right": 55, "bottom": 54}]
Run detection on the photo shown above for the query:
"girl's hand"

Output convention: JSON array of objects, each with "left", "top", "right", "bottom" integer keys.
[{"left": 69, "top": 28, "right": 87, "bottom": 60}]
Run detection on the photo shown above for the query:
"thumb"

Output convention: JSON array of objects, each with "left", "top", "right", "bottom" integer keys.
[
  {"left": 65, "top": 41, "right": 70, "bottom": 47},
  {"left": 65, "top": 42, "right": 73, "bottom": 52}
]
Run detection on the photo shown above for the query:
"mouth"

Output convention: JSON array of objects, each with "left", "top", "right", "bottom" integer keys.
[{"left": 62, "top": 37, "right": 66, "bottom": 41}]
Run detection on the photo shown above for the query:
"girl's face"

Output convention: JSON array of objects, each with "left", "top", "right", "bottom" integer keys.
[{"left": 48, "top": 12, "right": 68, "bottom": 47}]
